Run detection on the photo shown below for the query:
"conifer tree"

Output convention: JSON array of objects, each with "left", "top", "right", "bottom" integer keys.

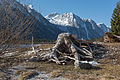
[{"left": 111, "top": 4, "right": 120, "bottom": 35}]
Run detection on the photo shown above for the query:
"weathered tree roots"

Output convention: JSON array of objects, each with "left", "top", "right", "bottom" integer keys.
[{"left": 29, "top": 33, "right": 107, "bottom": 68}]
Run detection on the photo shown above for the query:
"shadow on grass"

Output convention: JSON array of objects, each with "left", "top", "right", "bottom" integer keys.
[
  {"left": 79, "top": 63, "right": 102, "bottom": 70},
  {"left": 80, "top": 66, "right": 102, "bottom": 70},
  {"left": 91, "top": 66, "right": 102, "bottom": 70}
]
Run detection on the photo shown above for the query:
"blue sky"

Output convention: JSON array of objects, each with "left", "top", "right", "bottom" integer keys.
[{"left": 20, "top": 0, "right": 119, "bottom": 27}]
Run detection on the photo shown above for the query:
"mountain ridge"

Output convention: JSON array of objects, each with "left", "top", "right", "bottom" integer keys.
[
  {"left": 45, "top": 12, "right": 110, "bottom": 40},
  {"left": 0, "top": 0, "right": 110, "bottom": 43},
  {"left": 0, "top": 0, "right": 62, "bottom": 43}
]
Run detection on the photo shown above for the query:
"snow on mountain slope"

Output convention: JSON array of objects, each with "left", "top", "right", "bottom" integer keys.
[
  {"left": 24, "top": 4, "right": 33, "bottom": 13},
  {"left": 0, "top": 0, "right": 49, "bottom": 25},
  {"left": 97, "top": 23, "right": 110, "bottom": 33},
  {"left": 46, "top": 12, "right": 84, "bottom": 28},
  {"left": 0, "top": 0, "right": 109, "bottom": 40},
  {"left": 83, "top": 19, "right": 105, "bottom": 39},
  {"left": 22, "top": 4, "right": 50, "bottom": 25},
  {"left": 0, "top": 0, "right": 62, "bottom": 41},
  {"left": 46, "top": 12, "right": 107, "bottom": 39}
]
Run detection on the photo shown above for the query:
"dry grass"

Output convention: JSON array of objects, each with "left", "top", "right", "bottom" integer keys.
[
  {"left": 0, "top": 71, "right": 6, "bottom": 78},
  {"left": 0, "top": 43, "right": 120, "bottom": 80},
  {"left": 35, "top": 43, "right": 120, "bottom": 80},
  {"left": 38, "top": 44, "right": 54, "bottom": 49},
  {"left": 50, "top": 70, "right": 64, "bottom": 77},
  {"left": 103, "top": 42, "right": 120, "bottom": 47},
  {"left": 18, "top": 43, "right": 120, "bottom": 79},
  {"left": 19, "top": 70, "right": 38, "bottom": 80},
  {"left": 16, "top": 70, "right": 28, "bottom": 75}
]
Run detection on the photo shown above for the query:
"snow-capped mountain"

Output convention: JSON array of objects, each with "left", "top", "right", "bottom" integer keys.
[
  {"left": 97, "top": 23, "right": 110, "bottom": 33},
  {"left": 23, "top": 4, "right": 50, "bottom": 25},
  {"left": 0, "top": 0, "right": 110, "bottom": 42},
  {"left": 45, "top": 12, "right": 84, "bottom": 28},
  {"left": 0, "top": 0, "right": 62, "bottom": 42},
  {"left": 46, "top": 12, "right": 109, "bottom": 39}
]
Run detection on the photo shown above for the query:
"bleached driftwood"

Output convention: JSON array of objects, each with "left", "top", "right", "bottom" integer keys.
[{"left": 29, "top": 33, "right": 106, "bottom": 68}]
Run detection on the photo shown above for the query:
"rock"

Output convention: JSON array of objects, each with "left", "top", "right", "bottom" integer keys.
[{"left": 79, "top": 63, "right": 93, "bottom": 69}]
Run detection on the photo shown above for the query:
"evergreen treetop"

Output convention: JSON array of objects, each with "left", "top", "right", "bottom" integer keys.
[{"left": 111, "top": 3, "right": 120, "bottom": 35}]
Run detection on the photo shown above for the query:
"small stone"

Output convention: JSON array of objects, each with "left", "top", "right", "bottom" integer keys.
[{"left": 79, "top": 63, "right": 92, "bottom": 69}]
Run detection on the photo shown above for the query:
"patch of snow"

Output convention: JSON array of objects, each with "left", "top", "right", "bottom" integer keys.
[
  {"left": 26, "top": 49, "right": 39, "bottom": 55},
  {"left": 22, "top": 4, "right": 34, "bottom": 13},
  {"left": 80, "top": 61, "right": 100, "bottom": 66},
  {"left": 88, "top": 61, "right": 100, "bottom": 66},
  {"left": 28, "top": 4, "right": 33, "bottom": 9},
  {"left": 26, "top": 4, "right": 33, "bottom": 13},
  {"left": 28, "top": 71, "right": 68, "bottom": 80},
  {"left": 3, "top": 51, "right": 18, "bottom": 57},
  {"left": 88, "top": 19, "right": 95, "bottom": 29}
]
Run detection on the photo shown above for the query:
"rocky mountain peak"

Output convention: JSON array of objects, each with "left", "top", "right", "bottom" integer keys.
[
  {"left": 45, "top": 12, "right": 109, "bottom": 40},
  {"left": 97, "top": 23, "right": 110, "bottom": 33},
  {"left": 45, "top": 12, "right": 60, "bottom": 18},
  {"left": 45, "top": 12, "right": 84, "bottom": 28}
]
